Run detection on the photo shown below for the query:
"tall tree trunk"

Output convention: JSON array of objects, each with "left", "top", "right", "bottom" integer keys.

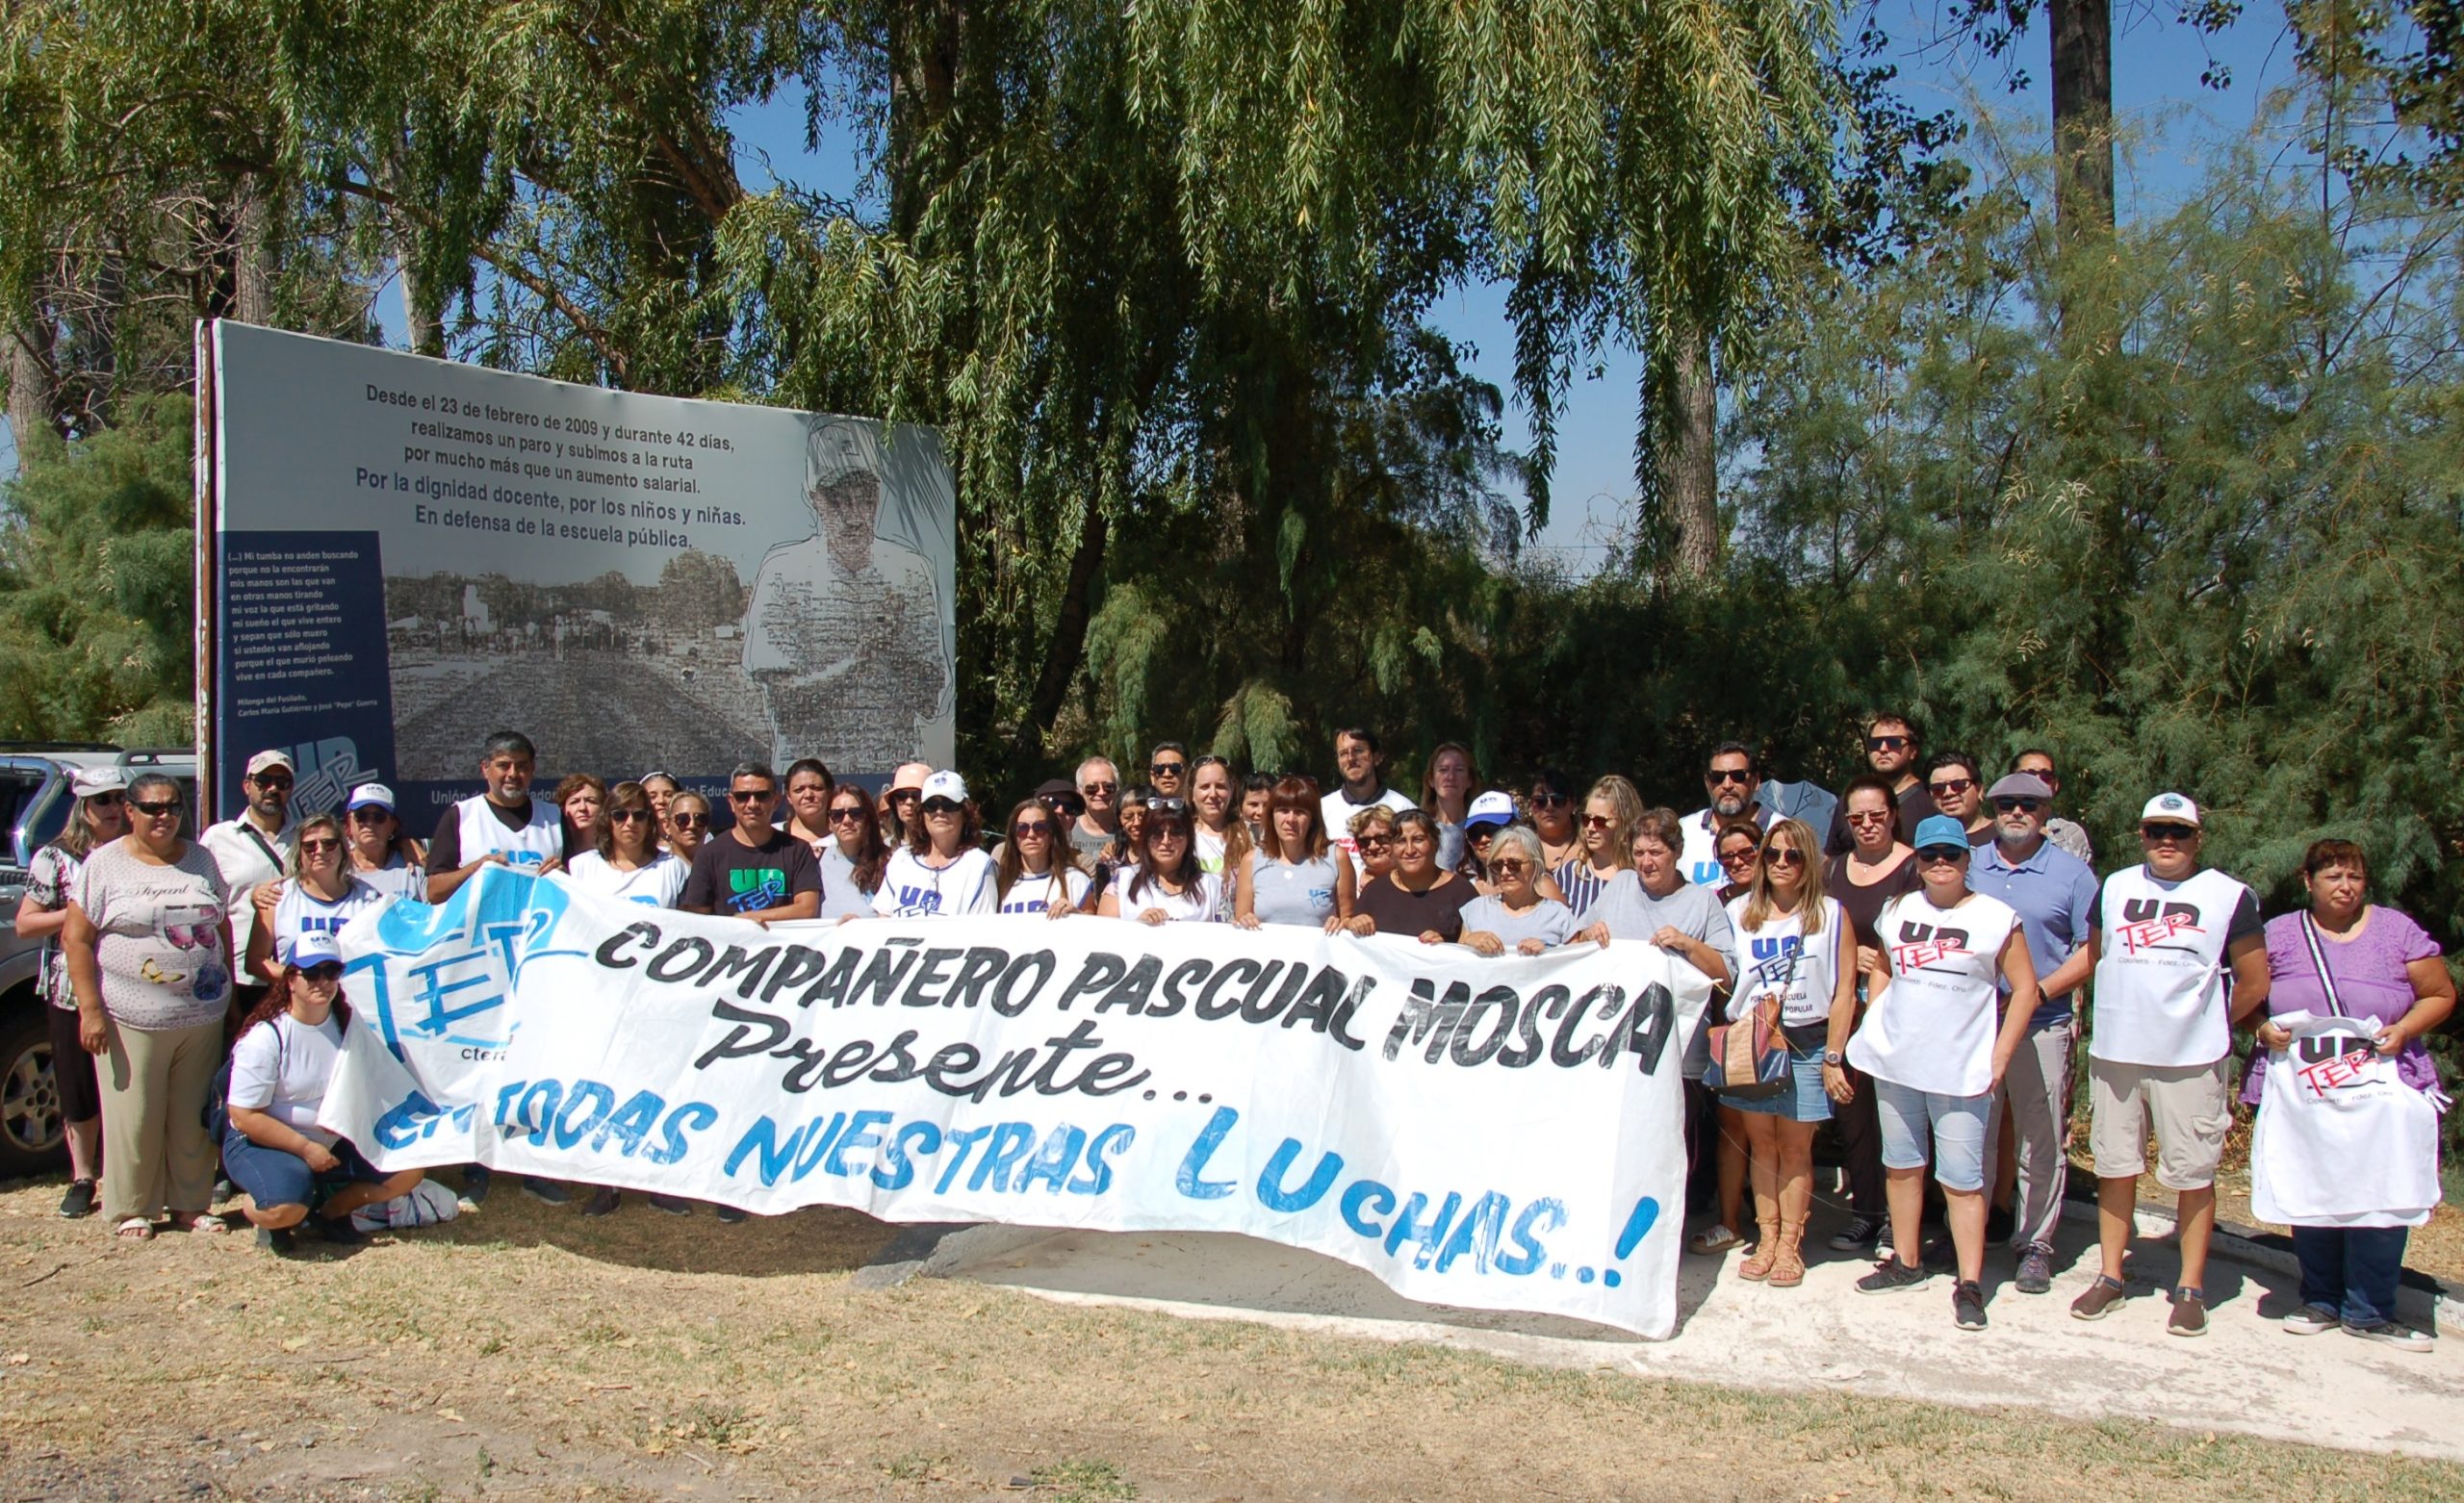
[
  {"left": 7, "top": 314, "right": 59, "bottom": 465},
  {"left": 398, "top": 244, "right": 444, "bottom": 356},
  {"left": 2050, "top": 0, "right": 2116, "bottom": 236},
  {"left": 229, "top": 177, "right": 275, "bottom": 325},
  {"left": 1658, "top": 322, "right": 1720, "bottom": 581}
]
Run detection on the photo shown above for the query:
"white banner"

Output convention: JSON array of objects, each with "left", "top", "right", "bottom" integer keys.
[{"left": 321, "top": 869, "right": 1711, "bottom": 1336}]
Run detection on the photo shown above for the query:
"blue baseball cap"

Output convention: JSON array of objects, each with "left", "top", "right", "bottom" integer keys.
[
  {"left": 1912, "top": 815, "right": 1971, "bottom": 853},
  {"left": 1464, "top": 791, "right": 1517, "bottom": 831},
  {"left": 287, "top": 930, "right": 346, "bottom": 968}
]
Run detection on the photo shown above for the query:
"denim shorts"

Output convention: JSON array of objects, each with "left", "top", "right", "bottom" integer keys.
[
  {"left": 1723, "top": 1027, "right": 1834, "bottom": 1123},
  {"left": 1870, "top": 1078, "right": 1992, "bottom": 1191},
  {"left": 222, "top": 1127, "right": 386, "bottom": 1211}
]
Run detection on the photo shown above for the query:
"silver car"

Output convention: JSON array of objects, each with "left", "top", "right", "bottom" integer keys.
[{"left": 0, "top": 745, "right": 197, "bottom": 1177}]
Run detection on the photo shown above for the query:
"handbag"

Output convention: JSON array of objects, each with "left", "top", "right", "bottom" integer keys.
[{"left": 1705, "top": 986, "right": 1789, "bottom": 1098}]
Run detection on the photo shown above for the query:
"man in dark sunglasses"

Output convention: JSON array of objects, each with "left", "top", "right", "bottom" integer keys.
[
  {"left": 2036, "top": 791, "right": 2268, "bottom": 1337},
  {"left": 680, "top": 762, "right": 821, "bottom": 927},
  {"left": 1681, "top": 741, "right": 1770, "bottom": 889},
  {"left": 201, "top": 748, "right": 300, "bottom": 997},
  {"left": 1069, "top": 755, "right": 1122, "bottom": 861},
  {"left": 1922, "top": 752, "right": 1990, "bottom": 842},
  {"left": 1827, "top": 712, "right": 1931, "bottom": 855},
  {"left": 2013, "top": 748, "right": 2094, "bottom": 865},
  {"left": 1965, "top": 771, "right": 2100, "bottom": 1294},
  {"left": 1145, "top": 741, "right": 1190, "bottom": 799}
]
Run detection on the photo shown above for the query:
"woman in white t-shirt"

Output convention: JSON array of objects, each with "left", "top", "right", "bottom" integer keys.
[
  {"left": 1100, "top": 797, "right": 1222, "bottom": 924},
  {"left": 994, "top": 798, "right": 1091, "bottom": 916},
  {"left": 244, "top": 814, "right": 392, "bottom": 983},
  {"left": 1189, "top": 756, "right": 1252, "bottom": 890},
  {"left": 873, "top": 772, "right": 999, "bottom": 919},
  {"left": 341, "top": 784, "right": 426, "bottom": 901},
  {"left": 1717, "top": 818, "right": 1855, "bottom": 1289},
  {"left": 222, "top": 932, "right": 424, "bottom": 1253},
  {"left": 566, "top": 781, "right": 689, "bottom": 907},
  {"left": 1846, "top": 816, "right": 2040, "bottom": 1329},
  {"left": 818, "top": 784, "right": 891, "bottom": 922}
]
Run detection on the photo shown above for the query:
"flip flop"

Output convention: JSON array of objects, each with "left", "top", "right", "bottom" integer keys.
[
  {"left": 176, "top": 1213, "right": 228, "bottom": 1236},
  {"left": 114, "top": 1217, "right": 154, "bottom": 1241}
]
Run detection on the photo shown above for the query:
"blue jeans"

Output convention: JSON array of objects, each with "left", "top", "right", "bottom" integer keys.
[{"left": 2292, "top": 1225, "right": 2409, "bottom": 1328}]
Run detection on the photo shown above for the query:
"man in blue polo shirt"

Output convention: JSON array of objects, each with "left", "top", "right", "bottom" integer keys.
[{"left": 1966, "top": 771, "right": 2097, "bottom": 1294}]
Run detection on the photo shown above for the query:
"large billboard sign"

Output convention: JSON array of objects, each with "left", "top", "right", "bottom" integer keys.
[{"left": 197, "top": 322, "right": 957, "bottom": 822}]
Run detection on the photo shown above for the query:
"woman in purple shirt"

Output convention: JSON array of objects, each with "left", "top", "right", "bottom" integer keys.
[{"left": 2246, "top": 839, "right": 2453, "bottom": 1349}]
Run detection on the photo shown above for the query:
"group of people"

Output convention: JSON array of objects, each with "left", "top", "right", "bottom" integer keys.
[{"left": 30, "top": 719, "right": 2451, "bottom": 1350}]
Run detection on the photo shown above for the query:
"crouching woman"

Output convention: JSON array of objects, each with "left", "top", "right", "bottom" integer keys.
[{"left": 223, "top": 931, "right": 423, "bottom": 1253}]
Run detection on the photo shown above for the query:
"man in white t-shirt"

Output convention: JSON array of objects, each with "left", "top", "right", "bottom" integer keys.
[
  {"left": 1680, "top": 742, "right": 1772, "bottom": 889},
  {"left": 1320, "top": 727, "right": 1416, "bottom": 866},
  {"left": 2042, "top": 792, "right": 2268, "bottom": 1337},
  {"left": 200, "top": 748, "right": 300, "bottom": 1003}
]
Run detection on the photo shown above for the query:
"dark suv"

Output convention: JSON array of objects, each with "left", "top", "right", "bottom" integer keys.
[{"left": 0, "top": 745, "right": 197, "bottom": 1178}]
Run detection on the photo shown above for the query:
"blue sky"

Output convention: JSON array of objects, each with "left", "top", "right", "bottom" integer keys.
[{"left": 0, "top": 3, "right": 2315, "bottom": 533}]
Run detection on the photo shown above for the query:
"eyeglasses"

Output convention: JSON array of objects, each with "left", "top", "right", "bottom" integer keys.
[
  {"left": 728, "top": 789, "right": 777, "bottom": 803},
  {"left": 1916, "top": 845, "right": 1968, "bottom": 863},
  {"left": 1991, "top": 798, "right": 2043, "bottom": 813},
  {"left": 1014, "top": 821, "right": 1054, "bottom": 837},
  {"left": 1866, "top": 735, "right": 1911, "bottom": 752},
  {"left": 1580, "top": 813, "right": 1616, "bottom": 829},
  {"left": 1080, "top": 780, "right": 1117, "bottom": 796},
  {"left": 86, "top": 791, "right": 125, "bottom": 807},
  {"left": 1150, "top": 761, "right": 1186, "bottom": 777},
  {"left": 669, "top": 813, "right": 709, "bottom": 829},
  {"left": 1707, "top": 769, "right": 1752, "bottom": 785},
  {"left": 1762, "top": 847, "right": 1806, "bottom": 868},
  {"left": 252, "top": 776, "right": 294, "bottom": 791},
  {"left": 1528, "top": 791, "right": 1568, "bottom": 808},
  {"left": 347, "top": 807, "right": 391, "bottom": 824},
  {"left": 131, "top": 799, "right": 180, "bottom": 817},
  {"left": 1845, "top": 809, "right": 1892, "bottom": 826},
  {"left": 2141, "top": 822, "right": 2197, "bottom": 842},
  {"left": 1718, "top": 847, "right": 1759, "bottom": 867},
  {"left": 610, "top": 808, "right": 654, "bottom": 824},
  {"left": 1147, "top": 796, "right": 1190, "bottom": 815},
  {"left": 1357, "top": 834, "right": 1393, "bottom": 850},
  {"left": 1490, "top": 857, "right": 1530, "bottom": 875},
  {"left": 921, "top": 799, "right": 963, "bottom": 816},
  {"left": 826, "top": 806, "right": 868, "bottom": 825},
  {"left": 889, "top": 790, "right": 921, "bottom": 804},
  {"left": 300, "top": 962, "right": 345, "bottom": 982},
  {"left": 299, "top": 837, "right": 341, "bottom": 855},
  {"left": 1928, "top": 777, "right": 1975, "bottom": 797}
]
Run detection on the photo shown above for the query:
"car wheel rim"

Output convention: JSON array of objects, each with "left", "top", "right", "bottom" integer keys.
[{"left": 3, "top": 1039, "right": 63, "bottom": 1154}]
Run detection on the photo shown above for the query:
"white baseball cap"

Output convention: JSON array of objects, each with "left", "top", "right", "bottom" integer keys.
[
  {"left": 71, "top": 766, "right": 128, "bottom": 799},
  {"left": 286, "top": 930, "right": 345, "bottom": 969},
  {"left": 2139, "top": 792, "right": 2202, "bottom": 828},
  {"left": 1464, "top": 790, "right": 1517, "bottom": 830},
  {"left": 346, "top": 782, "right": 397, "bottom": 812},
  {"left": 920, "top": 770, "right": 968, "bottom": 804}
]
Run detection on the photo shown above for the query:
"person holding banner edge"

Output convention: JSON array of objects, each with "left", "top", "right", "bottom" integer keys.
[
  {"left": 1101, "top": 796, "right": 1222, "bottom": 924},
  {"left": 680, "top": 764, "right": 822, "bottom": 926},
  {"left": 425, "top": 731, "right": 564, "bottom": 902}
]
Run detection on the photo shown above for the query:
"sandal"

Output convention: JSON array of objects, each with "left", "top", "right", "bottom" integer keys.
[
  {"left": 176, "top": 1212, "right": 228, "bottom": 1236},
  {"left": 115, "top": 1217, "right": 154, "bottom": 1241}
]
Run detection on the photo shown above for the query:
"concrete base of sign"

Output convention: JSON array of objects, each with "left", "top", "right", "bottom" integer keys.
[{"left": 877, "top": 1212, "right": 2461, "bottom": 1461}]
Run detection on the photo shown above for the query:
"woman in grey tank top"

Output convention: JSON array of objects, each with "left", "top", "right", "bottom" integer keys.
[{"left": 1234, "top": 775, "right": 1356, "bottom": 933}]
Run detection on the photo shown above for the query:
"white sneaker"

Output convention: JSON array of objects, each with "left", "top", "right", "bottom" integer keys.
[{"left": 2345, "top": 1320, "right": 2435, "bottom": 1351}]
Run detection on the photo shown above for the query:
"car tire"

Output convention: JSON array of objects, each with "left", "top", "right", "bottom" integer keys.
[{"left": 0, "top": 999, "right": 68, "bottom": 1178}]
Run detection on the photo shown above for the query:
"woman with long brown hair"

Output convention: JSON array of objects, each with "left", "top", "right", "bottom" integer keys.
[
  {"left": 818, "top": 782, "right": 891, "bottom": 921},
  {"left": 995, "top": 797, "right": 1091, "bottom": 916},
  {"left": 1234, "top": 776, "right": 1352, "bottom": 932},
  {"left": 567, "top": 781, "right": 689, "bottom": 906},
  {"left": 222, "top": 932, "right": 425, "bottom": 1253}
]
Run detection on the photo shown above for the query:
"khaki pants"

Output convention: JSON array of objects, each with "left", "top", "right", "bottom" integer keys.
[
  {"left": 98, "top": 1018, "right": 223, "bottom": 1225},
  {"left": 1983, "top": 1018, "right": 2074, "bottom": 1249}
]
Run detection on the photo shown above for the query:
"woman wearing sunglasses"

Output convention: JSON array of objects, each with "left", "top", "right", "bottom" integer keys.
[
  {"left": 1717, "top": 819, "right": 1856, "bottom": 1288},
  {"left": 663, "top": 791, "right": 713, "bottom": 867},
  {"left": 1100, "top": 796, "right": 1222, "bottom": 924},
  {"left": 1551, "top": 776, "right": 1642, "bottom": 921},
  {"left": 62, "top": 772, "right": 235, "bottom": 1239},
  {"left": 16, "top": 767, "right": 129, "bottom": 1217},
  {"left": 1235, "top": 776, "right": 1352, "bottom": 932},
  {"left": 1713, "top": 822, "right": 1763, "bottom": 903},
  {"left": 567, "top": 781, "right": 689, "bottom": 907},
  {"left": 1347, "top": 808, "right": 1475, "bottom": 943},
  {"left": 779, "top": 758, "right": 837, "bottom": 858},
  {"left": 1525, "top": 768, "right": 1580, "bottom": 873},
  {"left": 817, "top": 783, "right": 891, "bottom": 921},
  {"left": 244, "top": 813, "right": 392, "bottom": 984},
  {"left": 1457, "top": 827, "right": 1575, "bottom": 955},
  {"left": 223, "top": 932, "right": 425, "bottom": 1253},
  {"left": 995, "top": 798, "right": 1091, "bottom": 916},
  {"left": 340, "top": 784, "right": 426, "bottom": 900},
  {"left": 874, "top": 772, "right": 998, "bottom": 918},
  {"left": 1847, "top": 815, "right": 2040, "bottom": 1332},
  {"left": 1819, "top": 775, "right": 1919, "bottom": 1256}
]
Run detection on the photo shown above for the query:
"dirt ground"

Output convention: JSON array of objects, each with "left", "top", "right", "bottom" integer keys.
[{"left": 2, "top": 1177, "right": 2459, "bottom": 1503}]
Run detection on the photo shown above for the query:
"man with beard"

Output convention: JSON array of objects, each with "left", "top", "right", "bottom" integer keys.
[
  {"left": 742, "top": 420, "right": 950, "bottom": 770},
  {"left": 1827, "top": 712, "right": 1935, "bottom": 855},
  {"left": 1681, "top": 742, "right": 1773, "bottom": 888}
]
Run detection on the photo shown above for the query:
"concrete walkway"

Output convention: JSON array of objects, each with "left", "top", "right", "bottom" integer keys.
[{"left": 922, "top": 1211, "right": 2464, "bottom": 1462}]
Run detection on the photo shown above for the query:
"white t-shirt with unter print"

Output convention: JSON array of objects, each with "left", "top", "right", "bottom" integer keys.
[
  {"left": 1724, "top": 894, "right": 1848, "bottom": 1029},
  {"left": 1848, "top": 889, "right": 2021, "bottom": 1096},
  {"left": 2087, "top": 864, "right": 2262, "bottom": 1068}
]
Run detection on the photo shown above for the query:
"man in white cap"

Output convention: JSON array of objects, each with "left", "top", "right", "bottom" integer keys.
[
  {"left": 2043, "top": 792, "right": 2269, "bottom": 1337},
  {"left": 200, "top": 749, "right": 299, "bottom": 1001}
]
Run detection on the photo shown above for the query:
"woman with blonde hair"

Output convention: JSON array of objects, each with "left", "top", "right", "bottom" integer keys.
[
  {"left": 1719, "top": 818, "right": 1856, "bottom": 1288},
  {"left": 1552, "top": 774, "right": 1642, "bottom": 921}
]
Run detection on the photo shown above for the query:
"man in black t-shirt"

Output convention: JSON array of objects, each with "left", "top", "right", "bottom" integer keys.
[
  {"left": 1826, "top": 712, "right": 1935, "bottom": 855},
  {"left": 680, "top": 763, "right": 821, "bottom": 925}
]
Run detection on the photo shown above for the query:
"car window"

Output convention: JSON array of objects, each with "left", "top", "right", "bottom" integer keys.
[{"left": 0, "top": 769, "right": 44, "bottom": 868}]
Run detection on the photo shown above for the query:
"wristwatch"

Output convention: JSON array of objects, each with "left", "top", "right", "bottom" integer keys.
[{"left": 1823, "top": 1051, "right": 1845, "bottom": 1066}]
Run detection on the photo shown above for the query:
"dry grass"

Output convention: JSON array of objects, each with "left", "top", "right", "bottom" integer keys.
[{"left": 0, "top": 1175, "right": 2459, "bottom": 1501}]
